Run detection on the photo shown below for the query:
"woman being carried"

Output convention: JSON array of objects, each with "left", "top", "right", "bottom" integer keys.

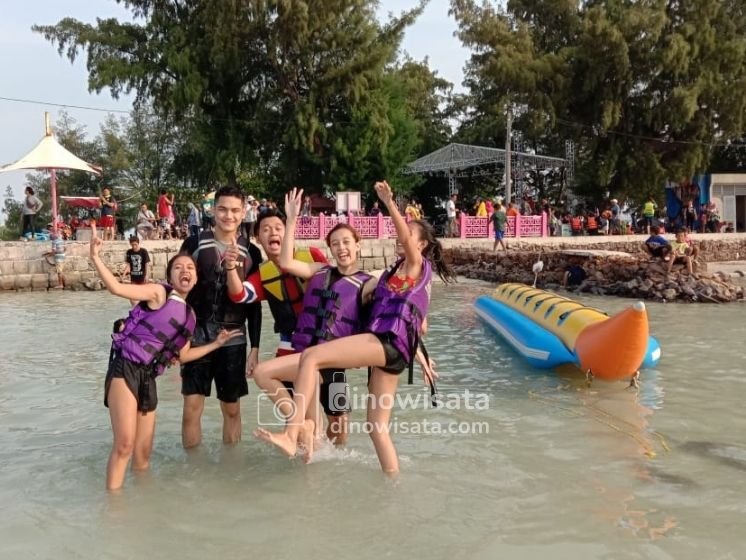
[
  {"left": 232, "top": 188, "right": 377, "bottom": 446},
  {"left": 90, "top": 223, "right": 240, "bottom": 491},
  {"left": 256, "top": 180, "right": 455, "bottom": 472}
]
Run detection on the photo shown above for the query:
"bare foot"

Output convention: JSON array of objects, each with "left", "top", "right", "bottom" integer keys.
[
  {"left": 298, "top": 419, "right": 315, "bottom": 464},
  {"left": 254, "top": 428, "right": 297, "bottom": 457}
]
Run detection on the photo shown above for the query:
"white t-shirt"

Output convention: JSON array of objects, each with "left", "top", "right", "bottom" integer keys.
[
  {"left": 137, "top": 209, "right": 155, "bottom": 226},
  {"left": 446, "top": 200, "right": 456, "bottom": 219}
]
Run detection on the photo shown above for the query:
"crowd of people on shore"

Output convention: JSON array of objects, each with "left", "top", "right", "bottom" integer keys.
[{"left": 92, "top": 181, "right": 454, "bottom": 491}]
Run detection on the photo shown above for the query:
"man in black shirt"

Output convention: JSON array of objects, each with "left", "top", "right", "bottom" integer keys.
[
  {"left": 179, "top": 185, "right": 263, "bottom": 448},
  {"left": 124, "top": 235, "right": 150, "bottom": 285}
]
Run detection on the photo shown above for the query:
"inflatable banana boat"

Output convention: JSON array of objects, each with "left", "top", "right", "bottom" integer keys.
[{"left": 474, "top": 283, "right": 661, "bottom": 381}]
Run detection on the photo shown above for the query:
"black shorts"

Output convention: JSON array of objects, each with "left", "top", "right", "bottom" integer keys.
[
  {"left": 319, "top": 369, "right": 349, "bottom": 417},
  {"left": 372, "top": 333, "right": 409, "bottom": 374},
  {"left": 181, "top": 344, "right": 248, "bottom": 403},
  {"left": 105, "top": 353, "right": 158, "bottom": 413},
  {"left": 131, "top": 277, "right": 146, "bottom": 285}
]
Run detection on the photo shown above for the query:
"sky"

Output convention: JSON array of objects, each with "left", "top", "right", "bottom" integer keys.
[{"left": 0, "top": 0, "right": 471, "bottom": 216}]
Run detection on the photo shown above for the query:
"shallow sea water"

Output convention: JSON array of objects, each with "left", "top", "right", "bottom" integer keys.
[{"left": 1, "top": 284, "right": 745, "bottom": 559}]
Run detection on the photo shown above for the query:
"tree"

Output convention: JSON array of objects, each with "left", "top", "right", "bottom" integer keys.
[
  {"left": 450, "top": 0, "right": 746, "bottom": 201},
  {"left": 34, "top": 0, "right": 426, "bottom": 195},
  {"left": 1, "top": 186, "right": 23, "bottom": 240},
  {"left": 710, "top": 137, "right": 746, "bottom": 172}
]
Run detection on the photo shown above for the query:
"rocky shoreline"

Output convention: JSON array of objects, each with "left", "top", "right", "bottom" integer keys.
[
  {"left": 447, "top": 248, "right": 745, "bottom": 303},
  {"left": 2, "top": 236, "right": 746, "bottom": 302}
]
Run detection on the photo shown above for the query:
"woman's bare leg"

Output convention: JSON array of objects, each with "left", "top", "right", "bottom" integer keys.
[
  {"left": 367, "top": 367, "right": 401, "bottom": 474},
  {"left": 253, "top": 353, "right": 302, "bottom": 419},
  {"left": 106, "top": 379, "right": 138, "bottom": 491},
  {"left": 255, "top": 334, "right": 387, "bottom": 457},
  {"left": 132, "top": 411, "right": 156, "bottom": 471}
]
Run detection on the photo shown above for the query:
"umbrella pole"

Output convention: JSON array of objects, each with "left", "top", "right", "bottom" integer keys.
[{"left": 51, "top": 168, "right": 58, "bottom": 236}]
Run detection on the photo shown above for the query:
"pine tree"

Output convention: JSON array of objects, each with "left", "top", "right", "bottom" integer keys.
[{"left": 451, "top": 0, "right": 746, "bottom": 201}]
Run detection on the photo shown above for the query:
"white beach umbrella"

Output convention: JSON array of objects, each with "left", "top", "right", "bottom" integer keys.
[{"left": 0, "top": 113, "right": 102, "bottom": 233}]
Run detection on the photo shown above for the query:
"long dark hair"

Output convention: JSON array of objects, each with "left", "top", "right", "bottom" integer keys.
[{"left": 412, "top": 220, "right": 456, "bottom": 283}]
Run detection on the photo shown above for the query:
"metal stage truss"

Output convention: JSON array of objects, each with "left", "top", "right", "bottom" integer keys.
[{"left": 403, "top": 143, "right": 570, "bottom": 195}]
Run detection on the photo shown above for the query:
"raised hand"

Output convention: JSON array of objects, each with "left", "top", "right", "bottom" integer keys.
[
  {"left": 89, "top": 222, "right": 103, "bottom": 258},
  {"left": 284, "top": 187, "right": 304, "bottom": 222},
  {"left": 374, "top": 181, "right": 394, "bottom": 204},
  {"left": 223, "top": 233, "right": 241, "bottom": 268}
]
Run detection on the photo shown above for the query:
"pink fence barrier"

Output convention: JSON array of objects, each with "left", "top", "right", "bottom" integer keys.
[
  {"left": 294, "top": 213, "right": 548, "bottom": 239},
  {"left": 458, "top": 213, "right": 548, "bottom": 239}
]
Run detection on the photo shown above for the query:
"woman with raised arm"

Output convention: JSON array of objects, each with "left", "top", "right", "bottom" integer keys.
[
  {"left": 227, "top": 187, "right": 377, "bottom": 446},
  {"left": 256, "top": 180, "right": 455, "bottom": 472},
  {"left": 90, "top": 223, "right": 240, "bottom": 491}
]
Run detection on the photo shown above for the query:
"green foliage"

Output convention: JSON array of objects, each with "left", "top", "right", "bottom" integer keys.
[
  {"left": 450, "top": 0, "right": 746, "bottom": 200},
  {"left": 710, "top": 137, "right": 746, "bottom": 172},
  {"left": 1, "top": 186, "right": 22, "bottom": 240},
  {"left": 34, "top": 0, "right": 434, "bottom": 200}
]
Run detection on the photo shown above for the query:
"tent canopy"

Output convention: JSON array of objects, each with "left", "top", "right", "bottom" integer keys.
[
  {"left": 0, "top": 133, "right": 101, "bottom": 175},
  {"left": 60, "top": 196, "right": 101, "bottom": 209}
]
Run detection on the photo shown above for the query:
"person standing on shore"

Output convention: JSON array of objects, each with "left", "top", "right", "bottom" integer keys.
[
  {"left": 157, "top": 189, "right": 172, "bottom": 240},
  {"left": 610, "top": 199, "right": 621, "bottom": 234},
  {"left": 491, "top": 202, "right": 508, "bottom": 251},
  {"left": 446, "top": 194, "right": 457, "bottom": 237},
  {"left": 21, "top": 186, "right": 43, "bottom": 240},
  {"left": 642, "top": 196, "right": 657, "bottom": 235},
  {"left": 186, "top": 203, "right": 201, "bottom": 238},
  {"left": 178, "top": 185, "right": 263, "bottom": 449},
  {"left": 124, "top": 236, "right": 151, "bottom": 285},
  {"left": 99, "top": 187, "right": 117, "bottom": 241}
]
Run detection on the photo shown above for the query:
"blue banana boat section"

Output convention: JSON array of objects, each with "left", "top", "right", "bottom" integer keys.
[
  {"left": 474, "top": 284, "right": 662, "bottom": 380},
  {"left": 474, "top": 296, "right": 575, "bottom": 369}
]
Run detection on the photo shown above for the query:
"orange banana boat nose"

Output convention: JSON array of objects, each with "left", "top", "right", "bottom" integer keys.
[{"left": 574, "top": 302, "right": 649, "bottom": 380}]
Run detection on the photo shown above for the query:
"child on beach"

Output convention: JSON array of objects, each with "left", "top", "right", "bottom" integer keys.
[
  {"left": 231, "top": 188, "right": 377, "bottom": 445},
  {"left": 491, "top": 202, "right": 507, "bottom": 251},
  {"left": 642, "top": 225, "right": 671, "bottom": 261},
  {"left": 667, "top": 229, "right": 694, "bottom": 275},
  {"left": 255, "top": 180, "right": 456, "bottom": 473},
  {"left": 89, "top": 223, "right": 241, "bottom": 491}
]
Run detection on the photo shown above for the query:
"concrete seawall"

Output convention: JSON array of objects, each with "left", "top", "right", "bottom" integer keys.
[
  {"left": 0, "top": 238, "right": 400, "bottom": 292},
  {"left": 2, "top": 233, "right": 746, "bottom": 292}
]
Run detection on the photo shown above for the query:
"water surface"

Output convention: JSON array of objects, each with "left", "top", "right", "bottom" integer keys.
[{"left": 1, "top": 285, "right": 744, "bottom": 559}]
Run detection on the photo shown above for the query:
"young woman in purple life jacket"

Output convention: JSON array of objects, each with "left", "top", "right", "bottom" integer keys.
[
  {"left": 228, "top": 187, "right": 378, "bottom": 448},
  {"left": 255, "top": 181, "right": 456, "bottom": 472},
  {"left": 89, "top": 223, "right": 242, "bottom": 491}
]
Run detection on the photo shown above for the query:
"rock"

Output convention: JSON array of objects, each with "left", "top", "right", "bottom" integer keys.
[
  {"left": 662, "top": 288, "right": 677, "bottom": 301},
  {"left": 625, "top": 278, "right": 639, "bottom": 290},
  {"left": 84, "top": 278, "right": 104, "bottom": 291},
  {"left": 447, "top": 247, "right": 746, "bottom": 304}
]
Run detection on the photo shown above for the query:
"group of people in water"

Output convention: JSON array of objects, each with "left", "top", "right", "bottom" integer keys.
[{"left": 92, "top": 180, "right": 455, "bottom": 490}]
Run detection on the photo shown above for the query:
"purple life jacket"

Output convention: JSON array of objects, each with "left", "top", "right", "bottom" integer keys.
[
  {"left": 112, "top": 285, "right": 196, "bottom": 376},
  {"left": 291, "top": 266, "right": 372, "bottom": 353},
  {"left": 366, "top": 258, "right": 432, "bottom": 366}
]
